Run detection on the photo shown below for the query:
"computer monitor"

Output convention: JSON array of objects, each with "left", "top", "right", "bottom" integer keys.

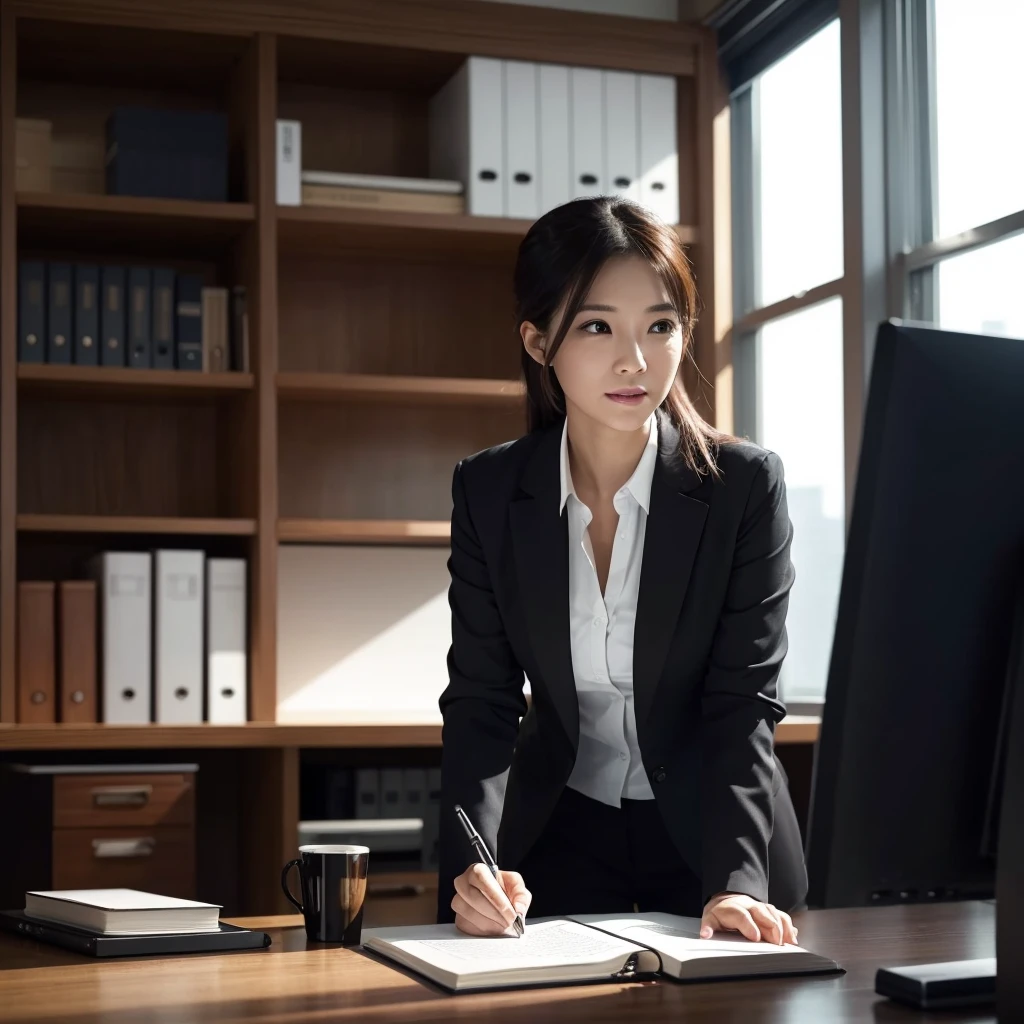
[{"left": 804, "top": 319, "right": 1024, "bottom": 911}]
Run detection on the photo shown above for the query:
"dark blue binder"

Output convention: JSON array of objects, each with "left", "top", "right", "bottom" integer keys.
[
  {"left": 175, "top": 274, "right": 203, "bottom": 371},
  {"left": 151, "top": 268, "right": 176, "bottom": 369},
  {"left": 128, "top": 267, "right": 152, "bottom": 369},
  {"left": 46, "top": 263, "right": 73, "bottom": 365},
  {"left": 18, "top": 260, "right": 46, "bottom": 364},
  {"left": 74, "top": 264, "right": 100, "bottom": 366},
  {"left": 100, "top": 266, "right": 126, "bottom": 367}
]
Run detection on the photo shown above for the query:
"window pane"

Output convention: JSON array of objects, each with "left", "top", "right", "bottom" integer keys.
[
  {"left": 757, "top": 20, "right": 843, "bottom": 307},
  {"left": 757, "top": 297, "right": 845, "bottom": 702},
  {"left": 935, "top": 233, "right": 1024, "bottom": 339},
  {"left": 934, "top": 0, "right": 1024, "bottom": 237}
]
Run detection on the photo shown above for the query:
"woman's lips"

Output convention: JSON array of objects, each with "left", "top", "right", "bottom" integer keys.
[{"left": 605, "top": 389, "right": 647, "bottom": 405}]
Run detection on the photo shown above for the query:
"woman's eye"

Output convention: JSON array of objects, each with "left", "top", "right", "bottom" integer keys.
[
  {"left": 580, "top": 320, "right": 611, "bottom": 334},
  {"left": 650, "top": 319, "right": 677, "bottom": 334}
]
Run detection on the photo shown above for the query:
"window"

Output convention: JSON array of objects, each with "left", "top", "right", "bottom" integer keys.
[
  {"left": 900, "top": 0, "right": 1024, "bottom": 342},
  {"left": 731, "top": 17, "right": 846, "bottom": 705}
]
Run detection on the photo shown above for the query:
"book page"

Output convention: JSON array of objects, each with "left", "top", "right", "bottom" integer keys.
[
  {"left": 366, "top": 918, "right": 646, "bottom": 975},
  {"left": 570, "top": 912, "right": 808, "bottom": 960}
]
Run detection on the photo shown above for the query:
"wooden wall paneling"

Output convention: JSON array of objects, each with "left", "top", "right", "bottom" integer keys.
[
  {"left": 238, "top": 746, "right": 298, "bottom": 915},
  {"left": 676, "top": 75, "right": 698, "bottom": 229},
  {"left": 0, "top": 1, "right": 18, "bottom": 722},
  {"left": 14, "top": 1, "right": 702, "bottom": 77},
  {"left": 248, "top": 32, "right": 278, "bottom": 724},
  {"left": 277, "top": 403, "right": 524, "bottom": 521},
  {"left": 278, "top": 254, "right": 519, "bottom": 379}
]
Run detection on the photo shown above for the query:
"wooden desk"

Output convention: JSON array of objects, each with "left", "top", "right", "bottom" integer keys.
[{"left": 0, "top": 901, "right": 996, "bottom": 1022}]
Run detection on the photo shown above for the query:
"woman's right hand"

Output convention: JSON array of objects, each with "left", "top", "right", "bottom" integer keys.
[{"left": 452, "top": 863, "right": 532, "bottom": 936}]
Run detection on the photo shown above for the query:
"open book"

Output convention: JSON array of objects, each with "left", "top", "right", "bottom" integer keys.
[{"left": 362, "top": 912, "right": 841, "bottom": 993}]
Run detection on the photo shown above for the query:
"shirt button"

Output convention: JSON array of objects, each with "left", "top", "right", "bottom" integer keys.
[
  {"left": 593, "top": 617, "right": 603, "bottom": 627},
  {"left": 619, "top": 752, "right": 628, "bottom": 761}
]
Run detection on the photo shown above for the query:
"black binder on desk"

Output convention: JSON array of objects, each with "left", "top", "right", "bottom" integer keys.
[
  {"left": 47, "top": 263, "right": 73, "bottom": 364},
  {"left": 128, "top": 266, "right": 152, "bottom": 368},
  {"left": 74, "top": 264, "right": 99, "bottom": 366},
  {"left": 101, "top": 266, "right": 126, "bottom": 366},
  {"left": 0, "top": 910, "right": 271, "bottom": 958}
]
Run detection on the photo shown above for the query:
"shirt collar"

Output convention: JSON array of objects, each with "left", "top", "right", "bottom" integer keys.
[{"left": 558, "top": 414, "right": 659, "bottom": 515}]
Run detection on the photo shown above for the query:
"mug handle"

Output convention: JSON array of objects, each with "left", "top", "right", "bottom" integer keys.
[{"left": 281, "top": 858, "right": 305, "bottom": 913}]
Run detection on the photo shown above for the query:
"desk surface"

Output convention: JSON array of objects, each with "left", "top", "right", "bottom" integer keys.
[{"left": 0, "top": 901, "right": 997, "bottom": 1023}]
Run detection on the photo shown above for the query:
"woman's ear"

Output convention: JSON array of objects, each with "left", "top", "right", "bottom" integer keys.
[{"left": 520, "top": 321, "right": 547, "bottom": 366}]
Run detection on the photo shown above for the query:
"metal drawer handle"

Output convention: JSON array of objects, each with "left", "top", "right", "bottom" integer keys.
[
  {"left": 91, "top": 785, "right": 153, "bottom": 808},
  {"left": 92, "top": 837, "right": 156, "bottom": 859}
]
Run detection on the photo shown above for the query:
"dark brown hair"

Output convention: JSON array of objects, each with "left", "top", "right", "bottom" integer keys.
[{"left": 514, "top": 196, "right": 730, "bottom": 478}]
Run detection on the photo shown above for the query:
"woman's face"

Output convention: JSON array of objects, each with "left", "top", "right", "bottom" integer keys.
[{"left": 523, "top": 255, "right": 684, "bottom": 432}]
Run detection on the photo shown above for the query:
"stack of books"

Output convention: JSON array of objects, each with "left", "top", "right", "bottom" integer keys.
[
  {"left": 300, "top": 170, "right": 465, "bottom": 215},
  {"left": 0, "top": 888, "right": 269, "bottom": 957}
]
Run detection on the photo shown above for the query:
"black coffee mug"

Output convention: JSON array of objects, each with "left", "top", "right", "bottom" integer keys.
[{"left": 281, "top": 844, "right": 370, "bottom": 945}]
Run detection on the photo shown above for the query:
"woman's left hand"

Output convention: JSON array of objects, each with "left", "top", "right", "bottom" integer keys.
[{"left": 699, "top": 891, "right": 798, "bottom": 945}]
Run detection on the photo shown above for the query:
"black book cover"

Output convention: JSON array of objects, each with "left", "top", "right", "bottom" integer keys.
[
  {"left": 0, "top": 910, "right": 271, "bottom": 959},
  {"left": 128, "top": 267, "right": 152, "bottom": 368},
  {"left": 151, "top": 268, "right": 176, "bottom": 369},
  {"left": 17, "top": 260, "right": 46, "bottom": 364},
  {"left": 73, "top": 264, "right": 100, "bottom": 366},
  {"left": 176, "top": 274, "right": 203, "bottom": 371},
  {"left": 100, "top": 266, "right": 126, "bottom": 367},
  {"left": 46, "top": 263, "right": 73, "bottom": 365}
]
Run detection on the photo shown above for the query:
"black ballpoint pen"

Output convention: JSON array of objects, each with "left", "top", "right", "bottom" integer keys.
[{"left": 454, "top": 804, "right": 525, "bottom": 937}]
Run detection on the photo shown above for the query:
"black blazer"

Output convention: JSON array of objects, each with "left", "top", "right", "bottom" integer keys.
[{"left": 437, "top": 409, "right": 796, "bottom": 922}]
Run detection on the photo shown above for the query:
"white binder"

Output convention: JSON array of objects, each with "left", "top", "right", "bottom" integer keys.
[
  {"left": 638, "top": 73, "right": 679, "bottom": 224},
  {"left": 276, "top": 120, "right": 301, "bottom": 206},
  {"left": 538, "top": 64, "right": 571, "bottom": 215},
  {"left": 603, "top": 70, "right": 640, "bottom": 203},
  {"left": 89, "top": 552, "right": 152, "bottom": 725},
  {"left": 503, "top": 60, "right": 539, "bottom": 219},
  {"left": 570, "top": 66, "right": 605, "bottom": 199},
  {"left": 206, "top": 558, "right": 248, "bottom": 725},
  {"left": 154, "top": 550, "right": 204, "bottom": 725},
  {"left": 430, "top": 56, "right": 505, "bottom": 217}
]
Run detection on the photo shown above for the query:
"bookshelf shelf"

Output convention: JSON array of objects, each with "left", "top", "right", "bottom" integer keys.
[
  {"left": 277, "top": 204, "right": 699, "bottom": 258},
  {"left": 17, "top": 514, "right": 257, "bottom": 537},
  {"left": 19, "top": 364, "right": 255, "bottom": 398},
  {"left": 278, "top": 518, "right": 451, "bottom": 545},
  {"left": 16, "top": 191, "right": 256, "bottom": 250},
  {"left": 277, "top": 371, "right": 523, "bottom": 405}
]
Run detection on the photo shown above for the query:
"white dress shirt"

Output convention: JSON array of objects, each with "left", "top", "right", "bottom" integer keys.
[{"left": 560, "top": 415, "right": 658, "bottom": 807}]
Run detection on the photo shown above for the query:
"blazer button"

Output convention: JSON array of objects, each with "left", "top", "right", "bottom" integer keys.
[{"left": 652, "top": 766, "right": 667, "bottom": 784}]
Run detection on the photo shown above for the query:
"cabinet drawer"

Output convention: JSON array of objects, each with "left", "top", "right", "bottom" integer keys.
[
  {"left": 53, "top": 773, "right": 194, "bottom": 829},
  {"left": 51, "top": 826, "right": 196, "bottom": 899}
]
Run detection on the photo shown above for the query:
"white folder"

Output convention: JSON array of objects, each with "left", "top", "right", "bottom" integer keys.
[
  {"left": 570, "top": 66, "right": 605, "bottom": 199},
  {"left": 275, "top": 120, "right": 301, "bottom": 206},
  {"left": 603, "top": 70, "right": 640, "bottom": 203},
  {"left": 206, "top": 558, "right": 247, "bottom": 725},
  {"left": 538, "top": 64, "right": 571, "bottom": 215},
  {"left": 154, "top": 550, "right": 204, "bottom": 725},
  {"left": 503, "top": 60, "right": 539, "bottom": 220},
  {"left": 638, "top": 73, "right": 679, "bottom": 224},
  {"left": 430, "top": 56, "right": 505, "bottom": 217},
  {"left": 89, "top": 552, "right": 152, "bottom": 725}
]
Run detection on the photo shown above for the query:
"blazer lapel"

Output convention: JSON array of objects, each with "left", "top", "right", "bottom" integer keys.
[
  {"left": 510, "top": 424, "right": 580, "bottom": 753},
  {"left": 633, "top": 414, "right": 710, "bottom": 730}
]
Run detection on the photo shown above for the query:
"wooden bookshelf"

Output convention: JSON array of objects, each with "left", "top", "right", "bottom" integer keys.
[
  {"left": 278, "top": 518, "right": 450, "bottom": 545},
  {"left": 277, "top": 371, "right": 523, "bottom": 404},
  {"left": 17, "top": 514, "right": 257, "bottom": 536},
  {"left": 19, "top": 364, "right": 254, "bottom": 398},
  {"left": 0, "top": 0, "right": 734, "bottom": 915}
]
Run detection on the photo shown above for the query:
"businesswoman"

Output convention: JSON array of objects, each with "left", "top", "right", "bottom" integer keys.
[{"left": 437, "top": 196, "right": 808, "bottom": 945}]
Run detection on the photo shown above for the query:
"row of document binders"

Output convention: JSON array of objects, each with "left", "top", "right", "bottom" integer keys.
[
  {"left": 429, "top": 57, "right": 679, "bottom": 223},
  {"left": 17, "top": 260, "right": 249, "bottom": 372},
  {"left": 16, "top": 553, "right": 248, "bottom": 726}
]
